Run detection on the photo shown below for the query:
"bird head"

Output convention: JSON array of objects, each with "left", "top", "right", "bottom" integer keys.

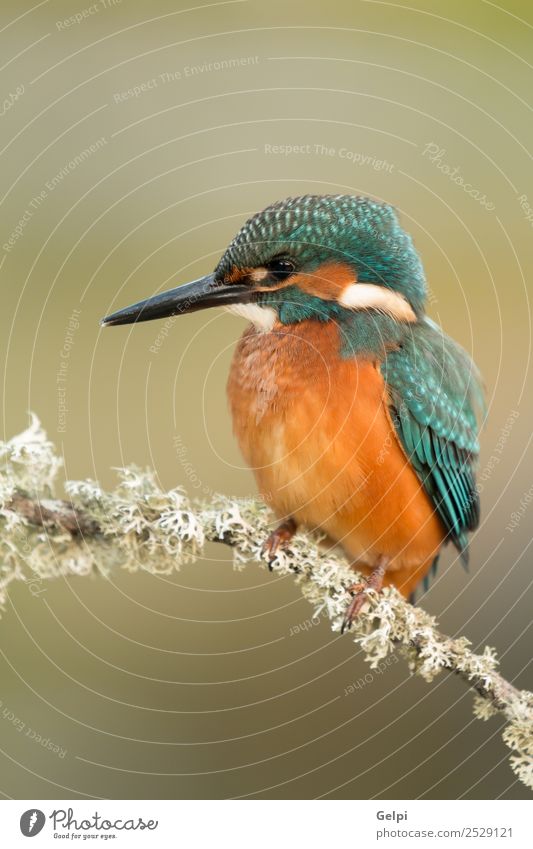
[{"left": 102, "top": 194, "right": 427, "bottom": 343}]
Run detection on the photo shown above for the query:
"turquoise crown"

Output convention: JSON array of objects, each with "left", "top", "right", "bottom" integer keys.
[{"left": 215, "top": 194, "right": 428, "bottom": 314}]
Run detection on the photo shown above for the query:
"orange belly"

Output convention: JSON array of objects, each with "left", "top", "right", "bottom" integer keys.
[{"left": 227, "top": 320, "right": 446, "bottom": 597}]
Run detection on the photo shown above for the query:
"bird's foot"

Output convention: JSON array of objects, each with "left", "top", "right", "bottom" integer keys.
[
  {"left": 341, "top": 557, "right": 388, "bottom": 634},
  {"left": 262, "top": 518, "right": 297, "bottom": 571}
]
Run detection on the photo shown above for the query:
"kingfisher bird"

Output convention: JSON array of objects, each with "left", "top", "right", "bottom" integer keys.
[{"left": 102, "top": 194, "right": 484, "bottom": 630}]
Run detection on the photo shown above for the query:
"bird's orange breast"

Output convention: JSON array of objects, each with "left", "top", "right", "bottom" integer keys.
[{"left": 227, "top": 320, "right": 446, "bottom": 596}]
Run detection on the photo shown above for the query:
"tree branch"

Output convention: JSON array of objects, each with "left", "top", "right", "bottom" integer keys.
[{"left": 1, "top": 415, "right": 532, "bottom": 791}]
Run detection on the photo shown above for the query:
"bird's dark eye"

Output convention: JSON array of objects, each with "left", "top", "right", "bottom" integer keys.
[{"left": 266, "top": 257, "right": 296, "bottom": 280}]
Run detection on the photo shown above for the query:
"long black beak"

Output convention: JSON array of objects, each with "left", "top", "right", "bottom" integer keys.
[{"left": 100, "top": 274, "right": 255, "bottom": 327}]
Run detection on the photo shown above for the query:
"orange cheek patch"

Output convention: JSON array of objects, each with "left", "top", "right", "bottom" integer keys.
[
  {"left": 226, "top": 261, "right": 356, "bottom": 297},
  {"left": 291, "top": 261, "right": 356, "bottom": 300},
  {"left": 226, "top": 265, "right": 254, "bottom": 284}
]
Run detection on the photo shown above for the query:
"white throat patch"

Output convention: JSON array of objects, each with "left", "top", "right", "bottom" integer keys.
[{"left": 225, "top": 303, "right": 277, "bottom": 332}]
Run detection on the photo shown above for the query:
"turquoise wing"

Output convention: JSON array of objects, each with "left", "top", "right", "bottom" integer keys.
[{"left": 381, "top": 318, "right": 485, "bottom": 564}]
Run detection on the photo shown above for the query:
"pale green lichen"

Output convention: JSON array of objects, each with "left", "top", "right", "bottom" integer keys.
[
  {"left": 66, "top": 469, "right": 205, "bottom": 571},
  {"left": 0, "top": 413, "right": 62, "bottom": 503},
  {"left": 0, "top": 416, "right": 532, "bottom": 791}
]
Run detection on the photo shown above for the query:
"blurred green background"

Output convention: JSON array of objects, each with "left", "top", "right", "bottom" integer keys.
[{"left": 0, "top": 0, "right": 532, "bottom": 800}]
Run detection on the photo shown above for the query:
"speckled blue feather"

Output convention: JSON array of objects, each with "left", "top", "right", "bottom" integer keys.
[{"left": 382, "top": 317, "right": 484, "bottom": 563}]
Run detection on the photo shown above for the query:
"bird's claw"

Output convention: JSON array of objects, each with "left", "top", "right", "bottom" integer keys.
[
  {"left": 340, "top": 583, "right": 372, "bottom": 634},
  {"left": 340, "top": 558, "right": 388, "bottom": 634},
  {"left": 262, "top": 519, "right": 297, "bottom": 571},
  {"left": 261, "top": 534, "right": 282, "bottom": 570}
]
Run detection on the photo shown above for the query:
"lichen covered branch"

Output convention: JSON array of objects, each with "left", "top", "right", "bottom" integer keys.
[{"left": 1, "top": 416, "right": 532, "bottom": 791}]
